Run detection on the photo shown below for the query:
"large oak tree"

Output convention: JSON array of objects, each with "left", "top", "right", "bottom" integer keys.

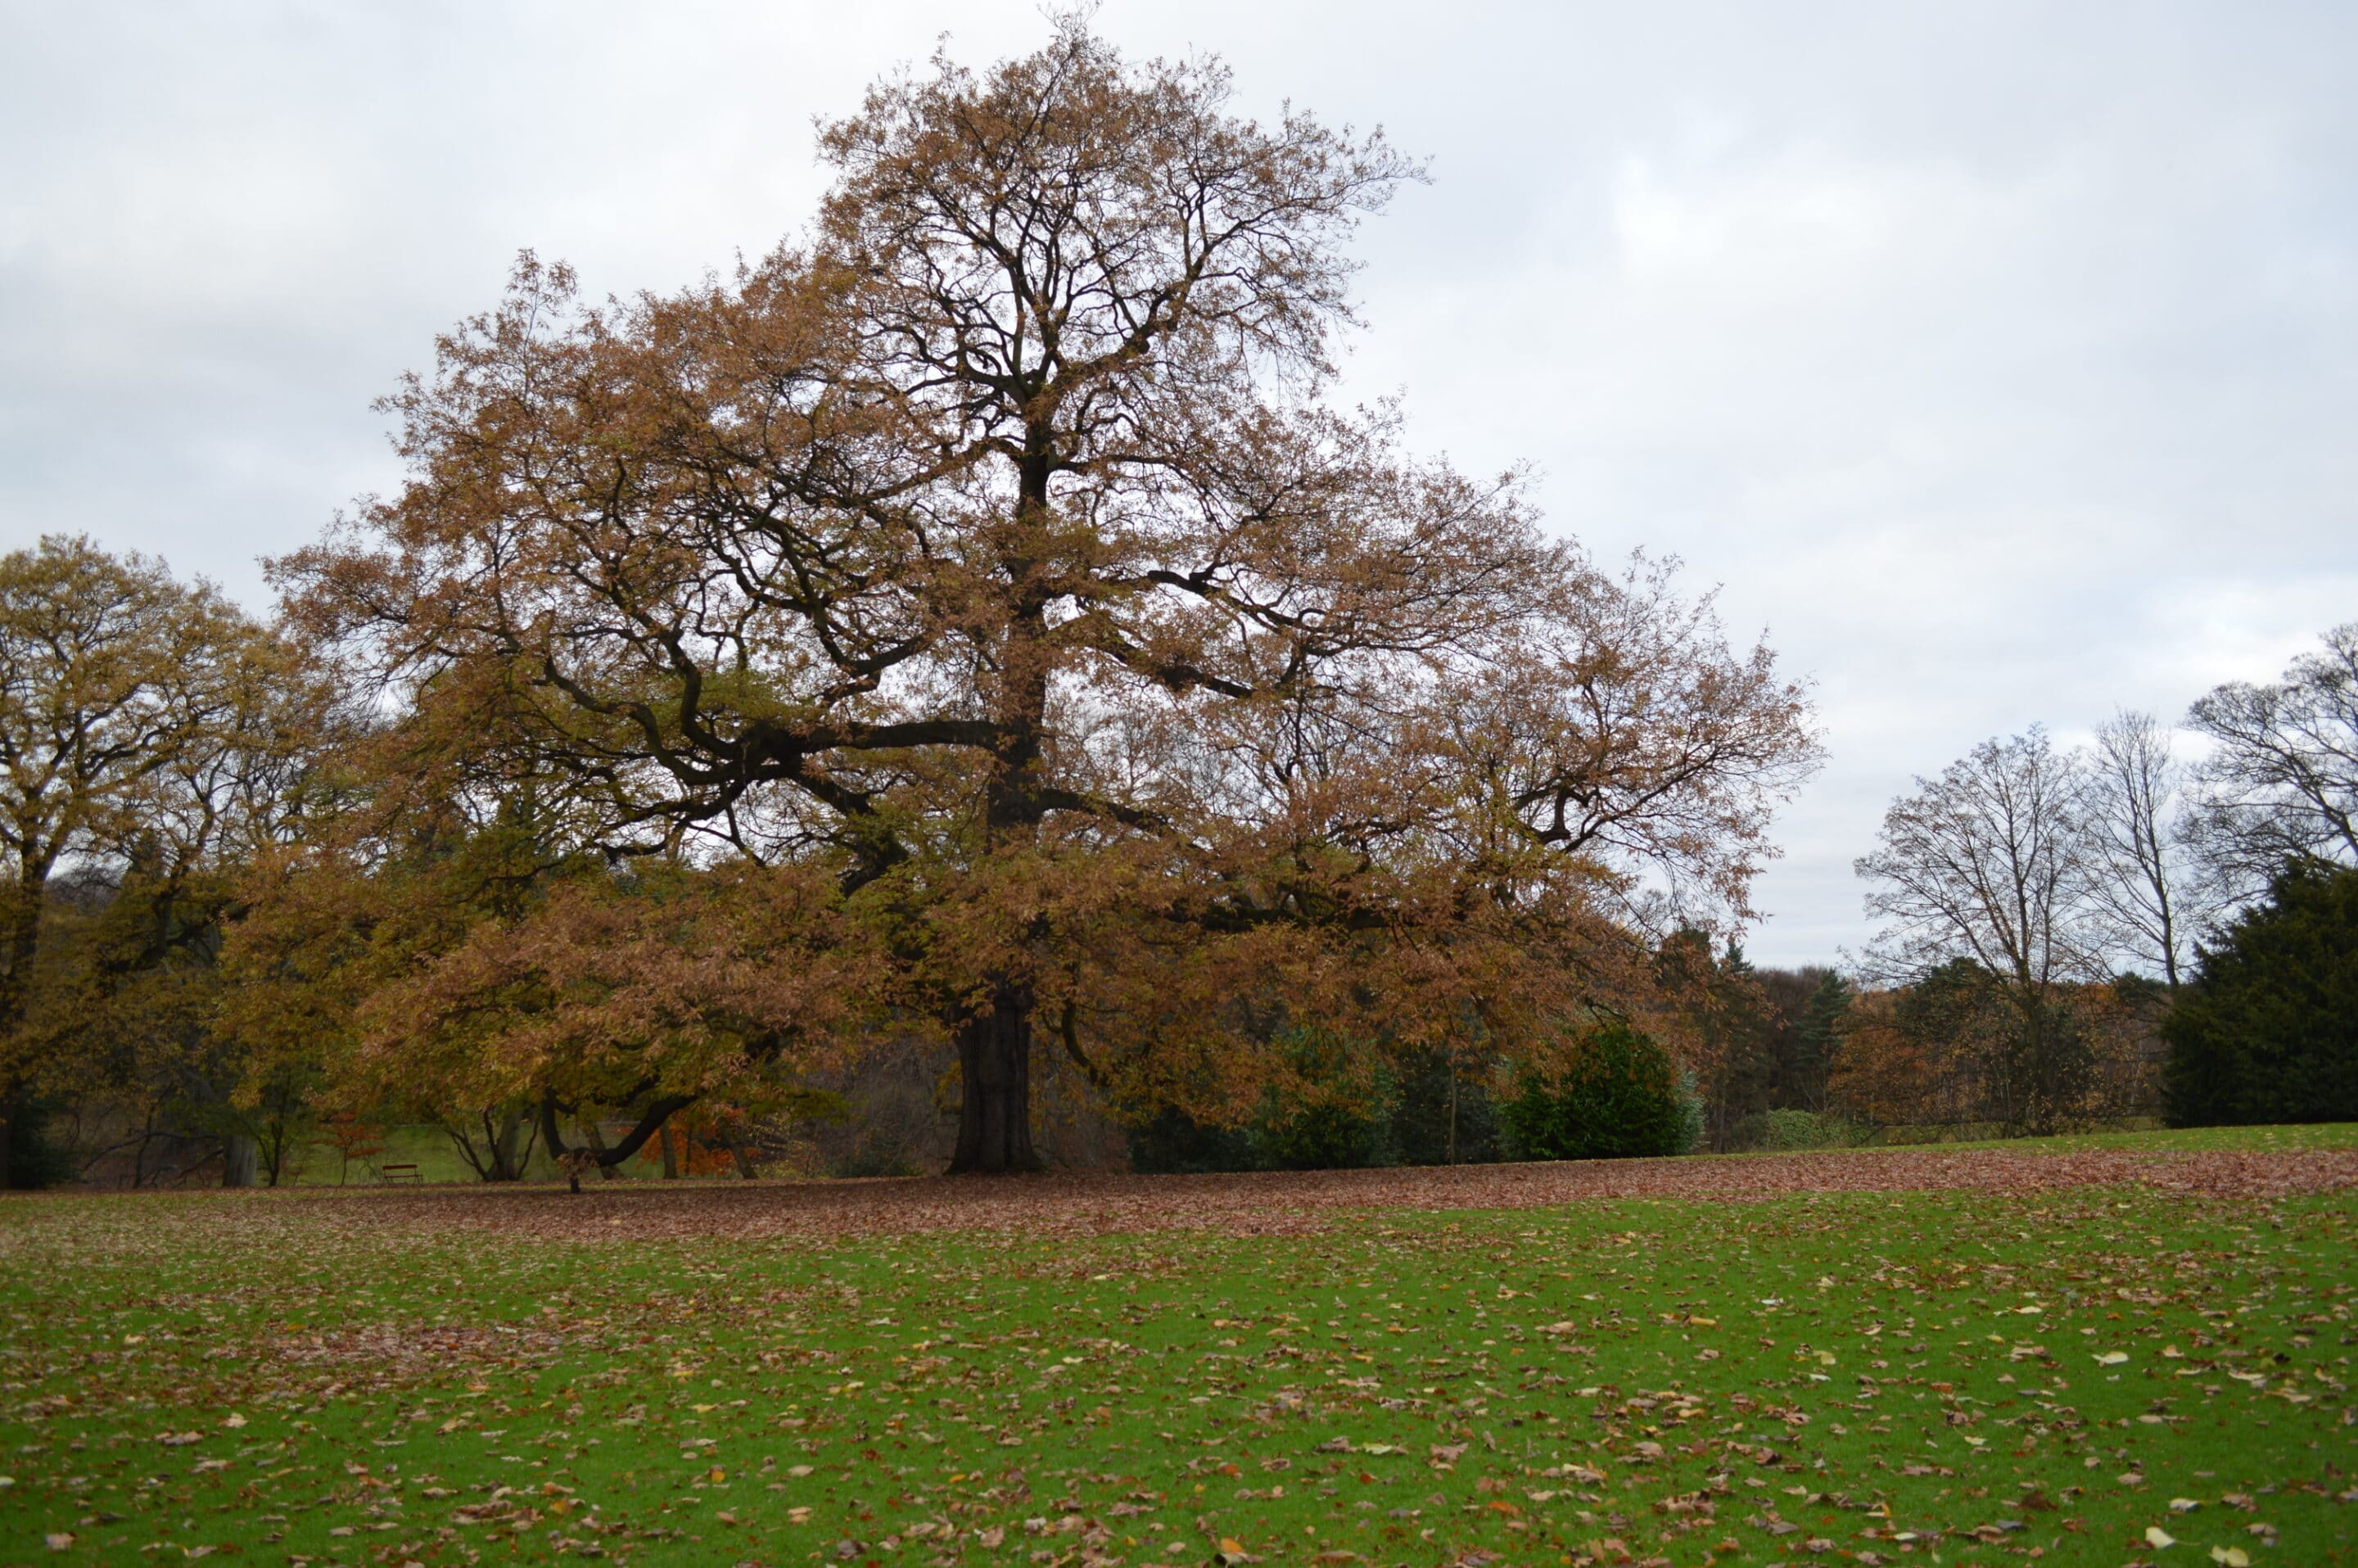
[{"left": 279, "top": 24, "right": 1818, "bottom": 1171}]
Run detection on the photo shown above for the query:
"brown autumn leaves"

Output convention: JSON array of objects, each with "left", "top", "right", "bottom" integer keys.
[
  {"left": 8, "top": 22, "right": 1823, "bottom": 1177},
  {"left": 257, "top": 1145, "right": 2358, "bottom": 1246}
]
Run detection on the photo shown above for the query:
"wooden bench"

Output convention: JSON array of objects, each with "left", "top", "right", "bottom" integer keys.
[{"left": 382, "top": 1164, "right": 423, "bottom": 1185}]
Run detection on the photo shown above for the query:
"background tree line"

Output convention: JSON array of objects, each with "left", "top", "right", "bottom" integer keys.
[{"left": 1827, "top": 626, "right": 2358, "bottom": 1139}]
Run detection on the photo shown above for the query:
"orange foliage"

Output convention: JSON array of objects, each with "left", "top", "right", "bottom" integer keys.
[
  {"left": 314, "top": 1110, "right": 387, "bottom": 1185},
  {"left": 631, "top": 1106, "right": 756, "bottom": 1179},
  {"left": 1828, "top": 971, "right": 2160, "bottom": 1132},
  {"left": 257, "top": 23, "right": 1823, "bottom": 1170}
]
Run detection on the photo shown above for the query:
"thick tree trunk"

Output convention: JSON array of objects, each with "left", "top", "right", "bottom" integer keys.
[
  {"left": 942, "top": 432, "right": 1060, "bottom": 1177},
  {"left": 950, "top": 983, "right": 1041, "bottom": 1173},
  {"left": 222, "top": 1134, "right": 258, "bottom": 1188}
]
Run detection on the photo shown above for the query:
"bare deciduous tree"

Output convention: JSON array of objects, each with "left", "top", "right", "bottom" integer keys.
[
  {"left": 1859, "top": 729, "right": 2099, "bottom": 984},
  {"left": 1854, "top": 728, "right": 2111, "bottom": 1132},
  {"left": 2085, "top": 709, "right": 2198, "bottom": 987},
  {"left": 2185, "top": 623, "right": 2358, "bottom": 895}
]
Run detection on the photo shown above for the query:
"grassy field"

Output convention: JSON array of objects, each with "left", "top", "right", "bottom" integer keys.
[{"left": 2, "top": 1134, "right": 2354, "bottom": 1567}]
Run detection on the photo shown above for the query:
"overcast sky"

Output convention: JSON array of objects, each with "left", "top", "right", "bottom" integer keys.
[{"left": 3, "top": 1, "right": 2352, "bottom": 965}]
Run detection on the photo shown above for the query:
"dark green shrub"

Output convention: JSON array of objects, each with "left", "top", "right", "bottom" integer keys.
[
  {"left": 1728, "top": 1107, "right": 1860, "bottom": 1151},
  {"left": 1123, "top": 1106, "right": 1266, "bottom": 1174},
  {"left": 1124, "top": 1088, "right": 1392, "bottom": 1174},
  {"left": 1126, "top": 1027, "right": 1710, "bottom": 1173},
  {"left": 3, "top": 1100, "right": 77, "bottom": 1190},
  {"left": 1126, "top": 1025, "right": 1397, "bottom": 1174},
  {"left": 2165, "top": 859, "right": 2358, "bottom": 1127},
  {"left": 1256, "top": 1028, "right": 1394, "bottom": 1169},
  {"left": 1257, "top": 1095, "right": 1392, "bottom": 1171},
  {"left": 1498, "top": 1020, "right": 1701, "bottom": 1161}
]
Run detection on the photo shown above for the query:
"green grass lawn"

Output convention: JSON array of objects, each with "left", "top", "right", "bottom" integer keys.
[{"left": 3, "top": 1161, "right": 2354, "bottom": 1566}]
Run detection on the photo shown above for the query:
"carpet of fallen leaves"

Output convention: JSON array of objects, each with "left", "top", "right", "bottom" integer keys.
[
  {"left": 223, "top": 1144, "right": 2358, "bottom": 1243},
  {"left": 4, "top": 1137, "right": 2356, "bottom": 1568}
]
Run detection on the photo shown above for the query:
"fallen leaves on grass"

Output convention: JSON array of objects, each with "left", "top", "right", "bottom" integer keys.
[
  {"left": 4, "top": 1142, "right": 2354, "bottom": 1568},
  {"left": 264, "top": 1320, "right": 567, "bottom": 1374},
  {"left": 224, "top": 1145, "right": 2358, "bottom": 1241}
]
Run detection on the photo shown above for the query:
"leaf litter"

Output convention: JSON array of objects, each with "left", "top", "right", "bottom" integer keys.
[
  {"left": 217, "top": 1143, "right": 2358, "bottom": 1243},
  {"left": 2, "top": 1139, "right": 2354, "bottom": 1565}
]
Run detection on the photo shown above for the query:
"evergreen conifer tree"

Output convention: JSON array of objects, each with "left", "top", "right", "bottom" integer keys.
[{"left": 2163, "top": 860, "right": 2358, "bottom": 1125}]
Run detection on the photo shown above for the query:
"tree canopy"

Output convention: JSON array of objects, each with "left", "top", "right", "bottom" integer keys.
[
  {"left": 273, "top": 22, "right": 1820, "bottom": 1170},
  {"left": 2184, "top": 623, "right": 2358, "bottom": 897},
  {"left": 0, "top": 535, "right": 316, "bottom": 1186}
]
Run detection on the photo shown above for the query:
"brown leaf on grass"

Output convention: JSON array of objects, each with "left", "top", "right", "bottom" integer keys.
[{"left": 264, "top": 1321, "right": 567, "bottom": 1375}]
